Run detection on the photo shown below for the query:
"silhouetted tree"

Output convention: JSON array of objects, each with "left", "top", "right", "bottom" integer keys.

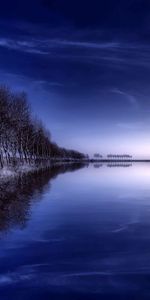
[{"left": 0, "top": 86, "right": 86, "bottom": 168}]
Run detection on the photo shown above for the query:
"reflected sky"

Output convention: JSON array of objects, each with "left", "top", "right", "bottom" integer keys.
[{"left": 0, "top": 164, "right": 150, "bottom": 299}]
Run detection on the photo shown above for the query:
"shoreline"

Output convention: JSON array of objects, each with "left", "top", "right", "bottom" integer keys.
[
  {"left": 0, "top": 159, "right": 150, "bottom": 180},
  {"left": 89, "top": 159, "right": 150, "bottom": 162}
]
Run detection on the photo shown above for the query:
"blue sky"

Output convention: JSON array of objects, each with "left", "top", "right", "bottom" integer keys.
[{"left": 1, "top": 0, "right": 150, "bottom": 157}]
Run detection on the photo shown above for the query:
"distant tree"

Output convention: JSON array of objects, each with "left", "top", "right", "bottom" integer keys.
[{"left": 94, "top": 153, "right": 102, "bottom": 159}]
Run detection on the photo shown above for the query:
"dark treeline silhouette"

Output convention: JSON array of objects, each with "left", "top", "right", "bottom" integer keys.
[
  {"left": 0, "top": 163, "right": 87, "bottom": 233},
  {"left": 0, "top": 86, "right": 86, "bottom": 169},
  {"left": 107, "top": 154, "right": 132, "bottom": 160},
  {"left": 94, "top": 153, "right": 103, "bottom": 159},
  {"left": 92, "top": 154, "right": 133, "bottom": 162}
]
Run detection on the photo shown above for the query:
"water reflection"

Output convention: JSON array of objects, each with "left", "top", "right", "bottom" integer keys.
[
  {"left": 93, "top": 163, "right": 103, "bottom": 168},
  {"left": 0, "top": 163, "right": 150, "bottom": 300},
  {"left": 0, "top": 163, "right": 87, "bottom": 233},
  {"left": 93, "top": 162, "right": 132, "bottom": 168},
  {"left": 107, "top": 163, "right": 132, "bottom": 167}
]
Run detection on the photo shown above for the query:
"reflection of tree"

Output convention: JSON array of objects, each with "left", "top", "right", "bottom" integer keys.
[
  {"left": 0, "top": 163, "right": 87, "bottom": 234},
  {"left": 107, "top": 163, "right": 132, "bottom": 167},
  {"left": 93, "top": 164, "right": 103, "bottom": 168}
]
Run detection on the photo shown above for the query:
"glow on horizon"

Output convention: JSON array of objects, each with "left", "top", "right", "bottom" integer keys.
[{"left": 61, "top": 134, "right": 150, "bottom": 159}]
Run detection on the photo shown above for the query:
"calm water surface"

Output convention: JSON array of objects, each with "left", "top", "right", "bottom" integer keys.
[{"left": 0, "top": 163, "right": 150, "bottom": 299}]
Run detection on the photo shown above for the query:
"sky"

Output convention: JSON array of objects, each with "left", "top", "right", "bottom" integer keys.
[{"left": 1, "top": 0, "right": 150, "bottom": 158}]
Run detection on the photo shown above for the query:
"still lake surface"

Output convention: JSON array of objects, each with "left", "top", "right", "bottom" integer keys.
[{"left": 0, "top": 163, "right": 150, "bottom": 299}]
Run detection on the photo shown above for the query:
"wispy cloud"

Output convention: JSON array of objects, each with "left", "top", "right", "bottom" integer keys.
[
  {"left": 1, "top": 35, "right": 150, "bottom": 69},
  {"left": 112, "top": 88, "right": 139, "bottom": 109},
  {"left": 0, "top": 36, "right": 121, "bottom": 52},
  {"left": 0, "top": 38, "right": 48, "bottom": 55},
  {"left": 48, "top": 40, "right": 120, "bottom": 49}
]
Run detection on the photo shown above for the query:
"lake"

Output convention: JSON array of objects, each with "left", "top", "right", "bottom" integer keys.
[{"left": 0, "top": 163, "right": 150, "bottom": 299}]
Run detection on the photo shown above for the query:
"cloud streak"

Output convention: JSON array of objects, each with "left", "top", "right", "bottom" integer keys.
[
  {"left": 112, "top": 89, "right": 139, "bottom": 109},
  {"left": 0, "top": 37, "right": 121, "bottom": 53},
  {"left": 0, "top": 38, "right": 48, "bottom": 55},
  {"left": 1, "top": 34, "right": 150, "bottom": 68}
]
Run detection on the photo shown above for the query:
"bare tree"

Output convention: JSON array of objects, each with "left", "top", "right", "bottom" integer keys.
[{"left": 0, "top": 86, "right": 86, "bottom": 169}]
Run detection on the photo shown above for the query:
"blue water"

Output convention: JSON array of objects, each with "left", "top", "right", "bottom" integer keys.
[{"left": 0, "top": 163, "right": 150, "bottom": 299}]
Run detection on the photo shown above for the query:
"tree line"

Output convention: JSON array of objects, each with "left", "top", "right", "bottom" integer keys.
[
  {"left": 0, "top": 86, "right": 86, "bottom": 168},
  {"left": 93, "top": 154, "right": 132, "bottom": 160},
  {"left": 107, "top": 154, "right": 132, "bottom": 159}
]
